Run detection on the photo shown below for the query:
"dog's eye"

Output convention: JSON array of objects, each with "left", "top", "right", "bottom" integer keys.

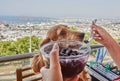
[{"left": 60, "top": 31, "right": 66, "bottom": 35}]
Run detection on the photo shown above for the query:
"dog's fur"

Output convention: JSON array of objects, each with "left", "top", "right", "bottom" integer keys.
[{"left": 32, "top": 24, "right": 91, "bottom": 81}]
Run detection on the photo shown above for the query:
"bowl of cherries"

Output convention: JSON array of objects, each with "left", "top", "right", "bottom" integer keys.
[{"left": 40, "top": 40, "right": 91, "bottom": 78}]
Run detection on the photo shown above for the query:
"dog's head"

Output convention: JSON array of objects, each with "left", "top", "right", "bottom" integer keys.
[{"left": 40, "top": 24, "right": 85, "bottom": 46}]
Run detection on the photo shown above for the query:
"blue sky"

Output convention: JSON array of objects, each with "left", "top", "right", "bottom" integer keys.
[{"left": 0, "top": 0, "right": 120, "bottom": 18}]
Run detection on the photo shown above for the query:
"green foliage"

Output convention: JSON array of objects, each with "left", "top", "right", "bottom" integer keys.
[
  {"left": 0, "top": 36, "right": 43, "bottom": 56},
  {"left": 116, "top": 38, "right": 120, "bottom": 42},
  {"left": 84, "top": 32, "right": 90, "bottom": 39},
  {"left": 70, "top": 26, "right": 77, "bottom": 30},
  {"left": 0, "top": 41, "right": 14, "bottom": 56}
]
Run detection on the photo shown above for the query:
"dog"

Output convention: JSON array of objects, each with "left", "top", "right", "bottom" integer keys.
[{"left": 32, "top": 24, "right": 91, "bottom": 81}]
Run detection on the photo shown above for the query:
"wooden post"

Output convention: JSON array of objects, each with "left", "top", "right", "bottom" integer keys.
[{"left": 16, "top": 68, "right": 22, "bottom": 81}]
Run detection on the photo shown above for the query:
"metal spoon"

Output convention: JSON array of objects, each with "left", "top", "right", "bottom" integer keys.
[{"left": 84, "top": 19, "right": 97, "bottom": 43}]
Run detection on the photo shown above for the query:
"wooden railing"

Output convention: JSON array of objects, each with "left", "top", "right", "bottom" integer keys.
[
  {"left": 0, "top": 44, "right": 104, "bottom": 63},
  {"left": 0, "top": 52, "right": 37, "bottom": 63}
]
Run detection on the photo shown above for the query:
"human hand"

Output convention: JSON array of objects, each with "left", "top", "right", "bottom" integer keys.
[
  {"left": 40, "top": 43, "right": 63, "bottom": 81},
  {"left": 91, "top": 23, "right": 115, "bottom": 47}
]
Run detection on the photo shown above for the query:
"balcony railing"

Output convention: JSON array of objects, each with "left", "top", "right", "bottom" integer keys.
[
  {"left": 0, "top": 44, "right": 104, "bottom": 63},
  {"left": 0, "top": 44, "right": 104, "bottom": 81}
]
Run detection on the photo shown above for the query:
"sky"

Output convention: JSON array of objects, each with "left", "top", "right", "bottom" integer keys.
[{"left": 0, "top": 0, "right": 120, "bottom": 18}]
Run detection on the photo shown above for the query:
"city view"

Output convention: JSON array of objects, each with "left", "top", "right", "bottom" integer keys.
[
  {"left": 0, "top": 0, "right": 120, "bottom": 81},
  {"left": 0, "top": 16, "right": 120, "bottom": 42}
]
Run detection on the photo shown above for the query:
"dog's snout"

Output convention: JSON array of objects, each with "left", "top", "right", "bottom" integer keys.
[{"left": 79, "top": 33, "right": 85, "bottom": 38}]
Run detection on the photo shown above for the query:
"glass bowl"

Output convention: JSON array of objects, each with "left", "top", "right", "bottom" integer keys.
[{"left": 40, "top": 40, "right": 91, "bottom": 78}]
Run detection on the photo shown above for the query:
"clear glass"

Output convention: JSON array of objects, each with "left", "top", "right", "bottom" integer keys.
[{"left": 40, "top": 40, "right": 91, "bottom": 78}]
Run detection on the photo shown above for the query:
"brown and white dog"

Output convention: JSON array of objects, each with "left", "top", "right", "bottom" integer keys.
[{"left": 32, "top": 24, "right": 91, "bottom": 81}]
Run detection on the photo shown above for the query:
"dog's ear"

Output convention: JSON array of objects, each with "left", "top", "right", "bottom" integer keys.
[
  {"left": 56, "top": 25, "right": 69, "bottom": 35},
  {"left": 32, "top": 53, "right": 45, "bottom": 73},
  {"left": 57, "top": 28, "right": 63, "bottom": 35},
  {"left": 40, "top": 37, "right": 50, "bottom": 47}
]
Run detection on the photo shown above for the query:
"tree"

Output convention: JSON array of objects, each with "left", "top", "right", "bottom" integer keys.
[{"left": 0, "top": 36, "right": 43, "bottom": 56}]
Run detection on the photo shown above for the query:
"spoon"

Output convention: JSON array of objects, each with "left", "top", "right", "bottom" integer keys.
[{"left": 84, "top": 19, "right": 97, "bottom": 43}]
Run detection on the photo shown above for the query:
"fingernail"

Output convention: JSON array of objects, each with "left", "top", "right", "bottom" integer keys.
[
  {"left": 96, "top": 34, "right": 99, "bottom": 36},
  {"left": 53, "top": 43, "right": 59, "bottom": 50},
  {"left": 93, "top": 28, "right": 96, "bottom": 30},
  {"left": 93, "top": 31, "right": 96, "bottom": 34},
  {"left": 98, "top": 37, "right": 102, "bottom": 40}
]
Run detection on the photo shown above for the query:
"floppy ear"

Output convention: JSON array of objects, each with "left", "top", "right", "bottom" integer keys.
[
  {"left": 32, "top": 53, "right": 45, "bottom": 73},
  {"left": 40, "top": 37, "right": 50, "bottom": 47},
  {"left": 56, "top": 25, "right": 68, "bottom": 35},
  {"left": 57, "top": 28, "right": 63, "bottom": 35}
]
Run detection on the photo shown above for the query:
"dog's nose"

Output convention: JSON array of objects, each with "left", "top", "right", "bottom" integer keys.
[{"left": 79, "top": 33, "right": 85, "bottom": 38}]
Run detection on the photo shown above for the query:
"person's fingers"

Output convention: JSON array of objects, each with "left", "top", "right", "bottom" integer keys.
[
  {"left": 91, "top": 24, "right": 99, "bottom": 34},
  {"left": 92, "top": 24, "right": 101, "bottom": 30},
  {"left": 93, "top": 28, "right": 104, "bottom": 40},
  {"left": 92, "top": 27, "right": 97, "bottom": 31},
  {"left": 92, "top": 24, "right": 104, "bottom": 33},
  {"left": 93, "top": 31, "right": 103, "bottom": 39},
  {"left": 94, "top": 33, "right": 100, "bottom": 37},
  {"left": 91, "top": 23, "right": 96, "bottom": 29},
  {"left": 93, "top": 37, "right": 102, "bottom": 40},
  {"left": 93, "top": 29, "right": 99, "bottom": 35},
  {"left": 92, "top": 24, "right": 104, "bottom": 39},
  {"left": 50, "top": 43, "right": 60, "bottom": 69}
]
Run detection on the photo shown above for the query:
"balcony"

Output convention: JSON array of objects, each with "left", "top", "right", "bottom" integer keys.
[
  {"left": 0, "top": 44, "right": 120, "bottom": 81},
  {"left": 0, "top": 44, "right": 117, "bottom": 81}
]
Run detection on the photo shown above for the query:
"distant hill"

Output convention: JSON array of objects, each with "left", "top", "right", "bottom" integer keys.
[{"left": 0, "top": 16, "right": 57, "bottom": 24}]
